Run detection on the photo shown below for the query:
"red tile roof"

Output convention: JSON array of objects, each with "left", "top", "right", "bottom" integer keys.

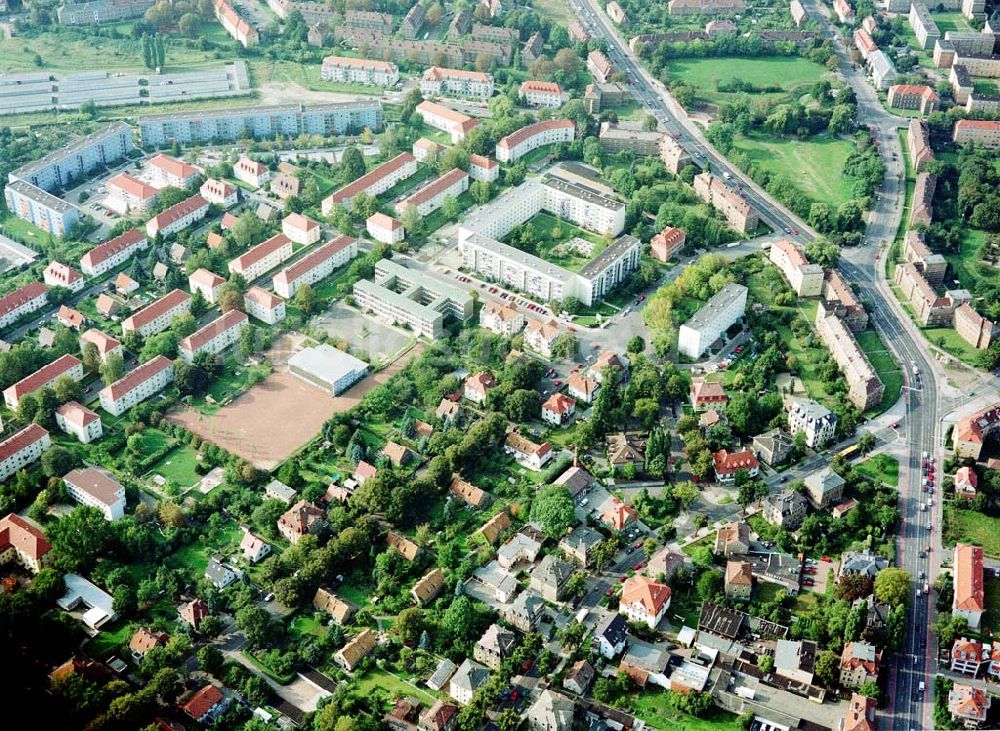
[
  {"left": 0, "top": 424, "right": 49, "bottom": 464},
  {"left": 182, "top": 684, "right": 224, "bottom": 720},
  {"left": 497, "top": 119, "right": 575, "bottom": 152},
  {"left": 244, "top": 286, "right": 283, "bottom": 310},
  {"left": 543, "top": 392, "right": 575, "bottom": 414},
  {"left": 0, "top": 281, "right": 48, "bottom": 319},
  {"left": 108, "top": 172, "right": 157, "bottom": 201},
  {"left": 368, "top": 211, "right": 402, "bottom": 230},
  {"left": 3, "top": 354, "right": 82, "bottom": 404},
  {"left": 99, "top": 355, "right": 172, "bottom": 403},
  {"left": 0, "top": 512, "right": 51, "bottom": 563},
  {"left": 82, "top": 228, "right": 147, "bottom": 269},
  {"left": 148, "top": 153, "right": 200, "bottom": 181},
  {"left": 955, "top": 543, "right": 984, "bottom": 612},
  {"left": 621, "top": 574, "right": 671, "bottom": 616},
  {"left": 326, "top": 152, "right": 417, "bottom": 205},
  {"left": 230, "top": 233, "right": 291, "bottom": 273},
  {"left": 273, "top": 235, "right": 356, "bottom": 289},
  {"left": 179, "top": 309, "right": 248, "bottom": 354},
  {"left": 81, "top": 328, "right": 120, "bottom": 355},
  {"left": 147, "top": 194, "right": 207, "bottom": 233},
  {"left": 122, "top": 289, "right": 190, "bottom": 332},
  {"left": 400, "top": 168, "right": 468, "bottom": 208},
  {"left": 713, "top": 448, "right": 759, "bottom": 476},
  {"left": 55, "top": 400, "right": 99, "bottom": 428},
  {"left": 189, "top": 267, "right": 225, "bottom": 290}
]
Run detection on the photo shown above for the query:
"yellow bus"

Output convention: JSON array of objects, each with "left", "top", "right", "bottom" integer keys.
[{"left": 838, "top": 444, "right": 861, "bottom": 460}]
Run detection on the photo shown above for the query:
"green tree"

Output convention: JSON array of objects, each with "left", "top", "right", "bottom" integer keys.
[
  {"left": 294, "top": 283, "right": 317, "bottom": 315},
  {"left": 874, "top": 567, "right": 911, "bottom": 607},
  {"left": 100, "top": 352, "right": 125, "bottom": 385},
  {"left": 529, "top": 485, "right": 576, "bottom": 539},
  {"left": 814, "top": 650, "right": 840, "bottom": 688},
  {"left": 82, "top": 342, "right": 101, "bottom": 374},
  {"left": 42, "top": 446, "right": 78, "bottom": 478},
  {"left": 757, "top": 655, "right": 774, "bottom": 673}
]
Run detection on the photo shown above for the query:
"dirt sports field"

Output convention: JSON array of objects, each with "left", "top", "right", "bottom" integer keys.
[{"left": 169, "top": 339, "right": 425, "bottom": 470}]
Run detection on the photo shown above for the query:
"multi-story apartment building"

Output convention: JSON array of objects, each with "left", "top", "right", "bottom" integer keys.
[
  {"left": 951, "top": 63, "right": 974, "bottom": 104},
  {"left": 179, "top": 309, "right": 248, "bottom": 363},
  {"left": 147, "top": 153, "right": 201, "bottom": 189},
  {"left": 415, "top": 101, "right": 480, "bottom": 143},
  {"left": 80, "top": 228, "right": 148, "bottom": 276},
  {"left": 894, "top": 263, "right": 966, "bottom": 326},
  {"left": 853, "top": 28, "right": 877, "bottom": 60},
  {"left": 121, "top": 288, "right": 191, "bottom": 337},
  {"left": 902, "top": 229, "right": 948, "bottom": 286},
  {"left": 524, "top": 318, "right": 561, "bottom": 358},
  {"left": 619, "top": 575, "right": 671, "bottom": 629},
  {"left": 145, "top": 194, "right": 209, "bottom": 238},
  {"left": 55, "top": 400, "right": 103, "bottom": 444},
  {"left": 952, "top": 50, "right": 1000, "bottom": 76},
  {"left": 400, "top": 2, "right": 425, "bottom": 38},
  {"left": 353, "top": 259, "right": 473, "bottom": 339},
  {"left": 344, "top": 9, "right": 393, "bottom": 31},
  {"left": 107, "top": 172, "right": 158, "bottom": 212},
  {"left": 953, "top": 119, "right": 1000, "bottom": 147},
  {"left": 322, "top": 152, "right": 418, "bottom": 213},
  {"left": 9, "top": 122, "right": 133, "bottom": 193},
  {"left": 769, "top": 239, "right": 824, "bottom": 297},
  {"left": 834, "top": 0, "right": 855, "bottom": 23},
  {"left": 80, "top": 328, "right": 123, "bottom": 363},
  {"left": 822, "top": 269, "right": 868, "bottom": 332},
  {"left": 495, "top": 119, "right": 575, "bottom": 163},
  {"left": 3, "top": 181, "right": 79, "bottom": 237},
  {"left": 693, "top": 172, "right": 759, "bottom": 234},
  {"left": 395, "top": 168, "right": 469, "bottom": 217},
  {"left": 273, "top": 235, "right": 358, "bottom": 298},
  {"left": 321, "top": 56, "right": 399, "bottom": 87},
  {"left": 788, "top": 398, "right": 838, "bottom": 448},
  {"left": 63, "top": 467, "right": 126, "bottom": 521},
  {"left": 266, "top": 0, "right": 336, "bottom": 22},
  {"left": 953, "top": 402, "right": 1000, "bottom": 458},
  {"left": 366, "top": 212, "right": 405, "bottom": 245},
  {"left": 519, "top": 81, "right": 562, "bottom": 108},
  {"left": 99, "top": 355, "right": 175, "bottom": 416},
  {"left": 469, "top": 154, "right": 499, "bottom": 182},
  {"left": 138, "top": 102, "right": 382, "bottom": 147},
  {"left": 954, "top": 302, "right": 998, "bottom": 350},
  {"left": 213, "top": 0, "right": 259, "bottom": 47},
  {"left": 677, "top": 283, "right": 748, "bottom": 359},
  {"left": 950, "top": 638, "right": 989, "bottom": 676},
  {"left": 57, "top": 0, "right": 156, "bottom": 25},
  {"left": 908, "top": 118, "right": 935, "bottom": 171},
  {"left": 480, "top": 302, "right": 525, "bottom": 336},
  {"left": 598, "top": 122, "right": 662, "bottom": 156},
  {"left": 188, "top": 268, "right": 226, "bottom": 305},
  {"left": 244, "top": 286, "right": 286, "bottom": 324},
  {"left": 840, "top": 642, "right": 881, "bottom": 688},
  {"left": 0, "top": 424, "right": 51, "bottom": 482},
  {"left": 281, "top": 212, "right": 321, "bottom": 246},
  {"left": 791, "top": 0, "right": 808, "bottom": 25},
  {"left": 911, "top": 172, "right": 936, "bottom": 225},
  {"left": 868, "top": 49, "right": 898, "bottom": 90},
  {"left": 413, "top": 138, "right": 446, "bottom": 163},
  {"left": 0, "top": 281, "right": 48, "bottom": 329},
  {"left": 586, "top": 50, "right": 614, "bottom": 82},
  {"left": 43, "top": 261, "right": 84, "bottom": 292},
  {"left": 199, "top": 178, "right": 238, "bottom": 208},
  {"left": 668, "top": 0, "right": 745, "bottom": 14},
  {"left": 3, "top": 353, "right": 84, "bottom": 410},
  {"left": 887, "top": 84, "right": 939, "bottom": 114},
  {"left": 228, "top": 233, "right": 294, "bottom": 281},
  {"left": 909, "top": 4, "right": 940, "bottom": 50},
  {"left": 420, "top": 67, "right": 494, "bottom": 100},
  {"left": 659, "top": 135, "right": 692, "bottom": 175},
  {"left": 954, "top": 543, "right": 985, "bottom": 630},
  {"left": 815, "top": 303, "right": 884, "bottom": 411},
  {"left": 234, "top": 156, "right": 270, "bottom": 188}
]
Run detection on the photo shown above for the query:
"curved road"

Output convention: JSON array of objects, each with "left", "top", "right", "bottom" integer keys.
[{"left": 567, "top": 0, "right": 944, "bottom": 727}]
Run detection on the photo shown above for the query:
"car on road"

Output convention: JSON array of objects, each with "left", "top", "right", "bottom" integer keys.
[
  {"left": 802, "top": 578, "right": 814, "bottom": 586},
  {"left": 783, "top": 227, "right": 791, "bottom": 234}
]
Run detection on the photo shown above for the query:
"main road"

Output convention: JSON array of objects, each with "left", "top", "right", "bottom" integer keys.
[{"left": 566, "top": 0, "right": 943, "bottom": 726}]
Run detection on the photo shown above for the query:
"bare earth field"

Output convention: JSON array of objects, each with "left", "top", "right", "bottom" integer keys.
[{"left": 168, "top": 337, "right": 424, "bottom": 470}]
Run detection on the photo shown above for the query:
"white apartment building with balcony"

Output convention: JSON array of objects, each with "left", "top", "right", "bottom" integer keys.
[
  {"left": 178, "top": 310, "right": 248, "bottom": 363},
  {"left": 228, "top": 233, "right": 294, "bottom": 281},
  {"left": 273, "top": 235, "right": 358, "bottom": 299},
  {"left": 420, "top": 67, "right": 494, "bottom": 100},
  {"left": 495, "top": 119, "right": 576, "bottom": 163},
  {"left": 121, "top": 288, "right": 191, "bottom": 337},
  {"left": 677, "top": 283, "right": 748, "bottom": 359},
  {"left": 321, "top": 56, "right": 400, "bottom": 87},
  {"left": 0, "top": 424, "right": 51, "bottom": 482},
  {"left": 80, "top": 228, "right": 149, "bottom": 277}
]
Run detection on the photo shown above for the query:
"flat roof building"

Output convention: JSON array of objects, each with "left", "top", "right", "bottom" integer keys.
[
  {"left": 677, "top": 283, "right": 748, "bottom": 359},
  {"left": 288, "top": 343, "right": 368, "bottom": 395}
]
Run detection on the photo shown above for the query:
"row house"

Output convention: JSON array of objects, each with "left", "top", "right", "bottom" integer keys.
[
  {"left": 178, "top": 309, "right": 249, "bottom": 363},
  {"left": 322, "top": 152, "right": 418, "bottom": 214},
  {"left": 0, "top": 281, "right": 48, "bottom": 328},
  {"left": 80, "top": 228, "right": 148, "bottom": 277},
  {"left": 81, "top": 328, "right": 122, "bottom": 363},
  {"left": 3, "top": 354, "right": 85, "bottom": 410},
  {"left": 146, "top": 194, "right": 209, "bottom": 238},
  {"left": 693, "top": 172, "right": 759, "bottom": 234},
  {"left": 244, "top": 286, "right": 286, "bottom": 324},
  {"left": 55, "top": 400, "right": 103, "bottom": 444},
  {"left": 395, "top": 168, "right": 469, "bottom": 217},
  {"left": 99, "top": 355, "right": 175, "bottom": 416},
  {"left": 228, "top": 233, "right": 294, "bottom": 281},
  {"left": 273, "top": 235, "right": 358, "bottom": 299},
  {"left": 0, "top": 424, "right": 51, "bottom": 482},
  {"left": 122, "top": 288, "right": 191, "bottom": 337},
  {"left": 213, "top": 0, "right": 259, "bottom": 46}
]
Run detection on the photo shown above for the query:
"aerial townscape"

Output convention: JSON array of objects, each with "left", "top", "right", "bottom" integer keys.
[{"left": 4, "top": 0, "right": 1000, "bottom": 729}]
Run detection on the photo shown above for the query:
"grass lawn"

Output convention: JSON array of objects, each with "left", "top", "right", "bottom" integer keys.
[
  {"left": 856, "top": 330, "right": 903, "bottom": 415},
  {"left": 167, "top": 520, "right": 243, "bottom": 576},
  {"left": 680, "top": 533, "right": 714, "bottom": 558},
  {"left": 668, "top": 56, "right": 828, "bottom": 108},
  {"left": 923, "top": 327, "right": 983, "bottom": 365},
  {"left": 145, "top": 445, "right": 201, "bottom": 488},
  {"left": 629, "top": 693, "right": 742, "bottom": 731},
  {"left": 943, "top": 505, "right": 1000, "bottom": 557},
  {"left": 856, "top": 453, "right": 899, "bottom": 487},
  {"left": 356, "top": 669, "right": 438, "bottom": 706},
  {"left": 732, "top": 133, "right": 855, "bottom": 208},
  {"left": 135, "top": 428, "right": 172, "bottom": 454},
  {"left": 945, "top": 229, "right": 999, "bottom": 296},
  {"left": 982, "top": 577, "right": 1000, "bottom": 635},
  {"left": 192, "top": 362, "right": 271, "bottom": 414},
  {"left": 515, "top": 212, "right": 605, "bottom": 271},
  {"left": 933, "top": 12, "right": 973, "bottom": 33},
  {"left": 83, "top": 621, "right": 134, "bottom": 661}
]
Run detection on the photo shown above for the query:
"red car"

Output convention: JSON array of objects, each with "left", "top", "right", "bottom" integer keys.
[
  {"left": 633, "top": 562, "right": 644, "bottom": 571},
  {"left": 803, "top": 578, "right": 814, "bottom": 586},
  {"left": 635, "top": 540, "right": 644, "bottom": 549},
  {"left": 521, "top": 659, "right": 532, "bottom": 673},
  {"left": 606, "top": 587, "right": 616, "bottom": 597},
  {"left": 510, "top": 689, "right": 521, "bottom": 702},
  {"left": 554, "top": 380, "right": 562, "bottom": 387},
  {"left": 638, "top": 294, "right": 646, "bottom": 302}
]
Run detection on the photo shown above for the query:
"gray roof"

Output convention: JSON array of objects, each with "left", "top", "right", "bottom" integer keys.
[
  {"left": 204, "top": 557, "right": 234, "bottom": 586},
  {"left": 553, "top": 465, "right": 593, "bottom": 496},
  {"left": 790, "top": 397, "right": 835, "bottom": 423},
  {"left": 804, "top": 467, "right": 846, "bottom": 495},
  {"left": 560, "top": 525, "right": 603, "bottom": 553},
  {"left": 578, "top": 234, "right": 640, "bottom": 278},
  {"left": 265, "top": 479, "right": 297, "bottom": 502},
  {"left": 287, "top": 344, "right": 368, "bottom": 387},
  {"left": 622, "top": 640, "right": 668, "bottom": 673},
  {"left": 683, "top": 283, "right": 748, "bottom": 332},
  {"left": 531, "top": 553, "right": 573, "bottom": 589},
  {"left": 595, "top": 612, "right": 627, "bottom": 646},
  {"left": 451, "top": 658, "right": 489, "bottom": 692},
  {"left": 839, "top": 551, "right": 889, "bottom": 577},
  {"left": 427, "top": 658, "right": 457, "bottom": 690}
]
